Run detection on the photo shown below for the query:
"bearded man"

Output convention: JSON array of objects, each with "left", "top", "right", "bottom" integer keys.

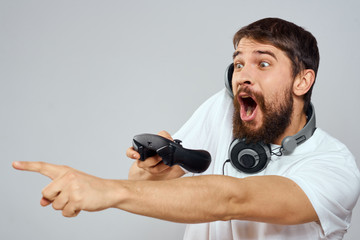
[{"left": 14, "top": 18, "right": 360, "bottom": 240}]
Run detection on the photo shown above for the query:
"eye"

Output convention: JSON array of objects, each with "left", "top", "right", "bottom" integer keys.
[
  {"left": 259, "top": 61, "right": 270, "bottom": 68},
  {"left": 235, "top": 63, "right": 244, "bottom": 69}
]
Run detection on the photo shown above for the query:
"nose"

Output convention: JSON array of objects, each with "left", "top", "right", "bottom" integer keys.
[{"left": 231, "top": 64, "right": 254, "bottom": 94}]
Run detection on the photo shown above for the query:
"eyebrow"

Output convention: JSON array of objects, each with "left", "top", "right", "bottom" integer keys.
[
  {"left": 232, "top": 50, "right": 278, "bottom": 61},
  {"left": 256, "top": 50, "right": 277, "bottom": 61},
  {"left": 232, "top": 51, "right": 241, "bottom": 59}
]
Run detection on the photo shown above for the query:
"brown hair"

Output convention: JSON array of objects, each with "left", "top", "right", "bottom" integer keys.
[{"left": 233, "top": 18, "right": 320, "bottom": 112}]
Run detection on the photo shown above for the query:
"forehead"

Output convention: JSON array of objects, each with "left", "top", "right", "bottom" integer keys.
[{"left": 235, "top": 38, "right": 287, "bottom": 59}]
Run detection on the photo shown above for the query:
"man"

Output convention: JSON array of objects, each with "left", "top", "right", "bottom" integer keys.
[{"left": 13, "top": 18, "right": 360, "bottom": 239}]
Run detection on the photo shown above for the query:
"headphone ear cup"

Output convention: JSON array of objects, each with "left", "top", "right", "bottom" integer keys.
[
  {"left": 225, "top": 63, "right": 234, "bottom": 98},
  {"left": 281, "top": 136, "right": 297, "bottom": 154},
  {"left": 228, "top": 139, "right": 271, "bottom": 174}
]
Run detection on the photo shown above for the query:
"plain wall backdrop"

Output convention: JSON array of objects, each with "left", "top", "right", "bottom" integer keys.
[{"left": 1, "top": 0, "right": 359, "bottom": 239}]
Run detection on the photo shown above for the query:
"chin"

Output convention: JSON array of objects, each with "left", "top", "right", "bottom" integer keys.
[{"left": 242, "top": 115, "right": 263, "bottom": 130}]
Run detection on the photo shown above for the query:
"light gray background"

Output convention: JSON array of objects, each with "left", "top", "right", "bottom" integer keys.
[{"left": 1, "top": 0, "right": 359, "bottom": 239}]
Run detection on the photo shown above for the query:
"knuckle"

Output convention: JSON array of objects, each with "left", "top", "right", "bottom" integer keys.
[
  {"left": 64, "top": 170, "right": 78, "bottom": 181},
  {"left": 62, "top": 206, "right": 79, "bottom": 218},
  {"left": 71, "top": 194, "right": 83, "bottom": 203},
  {"left": 41, "top": 188, "right": 48, "bottom": 198},
  {"left": 52, "top": 203, "right": 62, "bottom": 210},
  {"left": 62, "top": 210, "right": 72, "bottom": 218}
]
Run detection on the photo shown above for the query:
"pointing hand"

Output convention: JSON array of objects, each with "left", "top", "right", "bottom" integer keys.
[{"left": 12, "top": 161, "right": 119, "bottom": 217}]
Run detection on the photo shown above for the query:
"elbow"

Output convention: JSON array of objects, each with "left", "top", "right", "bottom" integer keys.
[
  {"left": 218, "top": 194, "right": 250, "bottom": 221},
  {"left": 213, "top": 180, "right": 250, "bottom": 221}
]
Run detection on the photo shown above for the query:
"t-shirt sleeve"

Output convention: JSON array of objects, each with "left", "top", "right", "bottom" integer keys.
[{"left": 287, "top": 151, "right": 360, "bottom": 238}]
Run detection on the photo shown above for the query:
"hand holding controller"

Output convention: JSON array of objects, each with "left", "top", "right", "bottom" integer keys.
[{"left": 132, "top": 134, "right": 211, "bottom": 173}]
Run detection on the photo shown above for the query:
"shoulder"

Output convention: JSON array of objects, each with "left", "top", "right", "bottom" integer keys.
[
  {"left": 305, "top": 128, "right": 355, "bottom": 161},
  {"left": 288, "top": 128, "right": 358, "bottom": 178},
  {"left": 285, "top": 129, "right": 360, "bottom": 237}
]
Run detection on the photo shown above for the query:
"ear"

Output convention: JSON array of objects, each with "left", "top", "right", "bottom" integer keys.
[{"left": 292, "top": 69, "right": 315, "bottom": 97}]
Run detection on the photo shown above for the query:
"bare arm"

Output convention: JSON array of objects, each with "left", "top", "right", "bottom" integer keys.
[
  {"left": 118, "top": 175, "right": 318, "bottom": 224},
  {"left": 13, "top": 161, "right": 318, "bottom": 224}
]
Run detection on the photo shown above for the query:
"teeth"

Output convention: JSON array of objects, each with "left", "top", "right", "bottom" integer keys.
[{"left": 241, "top": 96, "right": 250, "bottom": 98}]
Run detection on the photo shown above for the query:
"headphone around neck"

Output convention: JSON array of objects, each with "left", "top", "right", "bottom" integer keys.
[{"left": 224, "top": 63, "right": 316, "bottom": 174}]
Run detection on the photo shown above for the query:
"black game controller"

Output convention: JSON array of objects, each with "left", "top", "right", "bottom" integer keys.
[{"left": 132, "top": 134, "right": 211, "bottom": 173}]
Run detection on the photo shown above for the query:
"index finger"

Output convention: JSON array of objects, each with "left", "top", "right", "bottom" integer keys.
[
  {"left": 12, "top": 161, "right": 67, "bottom": 180},
  {"left": 126, "top": 147, "right": 140, "bottom": 159}
]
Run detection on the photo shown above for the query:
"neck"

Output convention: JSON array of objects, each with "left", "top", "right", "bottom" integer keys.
[{"left": 274, "top": 102, "right": 307, "bottom": 146}]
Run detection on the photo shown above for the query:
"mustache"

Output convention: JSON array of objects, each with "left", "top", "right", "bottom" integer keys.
[{"left": 235, "top": 86, "right": 252, "bottom": 97}]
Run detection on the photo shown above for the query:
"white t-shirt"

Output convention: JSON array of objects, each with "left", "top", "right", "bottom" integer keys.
[{"left": 173, "top": 89, "right": 360, "bottom": 240}]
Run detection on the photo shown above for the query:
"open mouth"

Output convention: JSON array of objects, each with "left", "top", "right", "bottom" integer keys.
[{"left": 239, "top": 95, "right": 258, "bottom": 121}]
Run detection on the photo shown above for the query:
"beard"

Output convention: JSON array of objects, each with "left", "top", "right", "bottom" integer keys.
[{"left": 232, "top": 86, "right": 293, "bottom": 144}]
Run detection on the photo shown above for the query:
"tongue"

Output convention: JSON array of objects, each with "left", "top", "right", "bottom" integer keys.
[
  {"left": 246, "top": 106, "right": 254, "bottom": 117},
  {"left": 241, "top": 104, "right": 257, "bottom": 121}
]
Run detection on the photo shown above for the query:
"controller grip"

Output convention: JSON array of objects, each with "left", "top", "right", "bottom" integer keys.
[
  {"left": 132, "top": 134, "right": 211, "bottom": 173},
  {"left": 172, "top": 146, "right": 211, "bottom": 173}
]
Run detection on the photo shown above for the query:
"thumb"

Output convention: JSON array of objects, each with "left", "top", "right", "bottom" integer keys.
[{"left": 157, "top": 130, "right": 173, "bottom": 141}]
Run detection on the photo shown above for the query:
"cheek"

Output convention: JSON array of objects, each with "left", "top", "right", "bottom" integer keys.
[
  {"left": 231, "top": 73, "right": 239, "bottom": 95},
  {"left": 231, "top": 82, "right": 236, "bottom": 95},
  {"left": 260, "top": 73, "right": 293, "bottom": 99},
  {"left": 267, "top": 86, "right": 293, "bottom": 107}
]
